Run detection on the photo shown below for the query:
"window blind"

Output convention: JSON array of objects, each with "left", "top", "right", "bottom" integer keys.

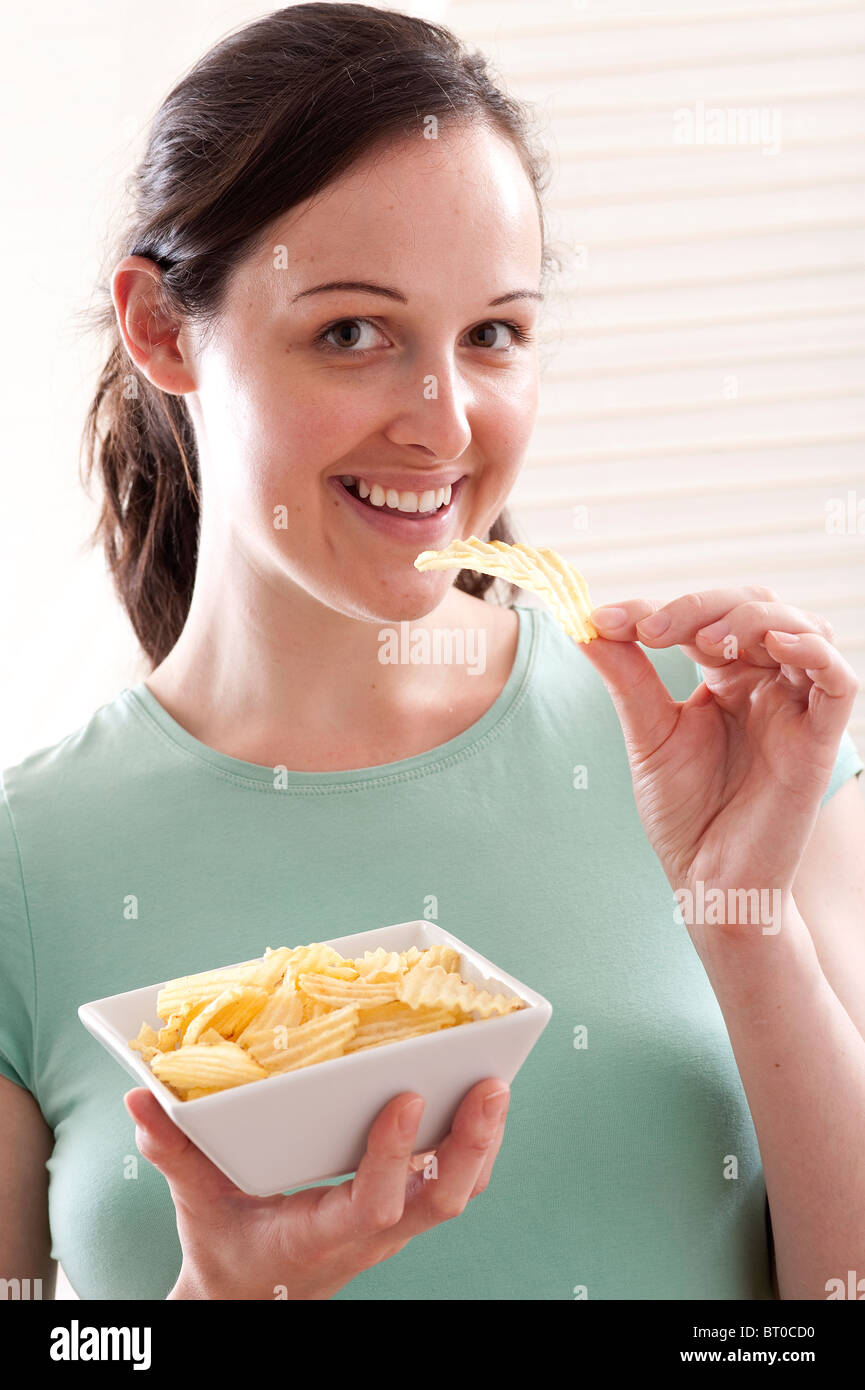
[{"left": 450, "top": 0, "right": 865, "bottom": 754}]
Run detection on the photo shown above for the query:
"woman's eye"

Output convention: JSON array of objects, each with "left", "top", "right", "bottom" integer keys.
[
  {"left": 315, "top": 318, "right": 386, "bottom": 354},
  {"left": 467, "top": 321, "right": 532, "bottom": 350},
  {"left": 314, "top": 316, "right": 533, "bottom": 357}
]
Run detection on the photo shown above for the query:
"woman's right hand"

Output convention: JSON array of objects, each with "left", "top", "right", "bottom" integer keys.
[{"left": 123, "top": 1078, "right": 511, "bottom": 1300}]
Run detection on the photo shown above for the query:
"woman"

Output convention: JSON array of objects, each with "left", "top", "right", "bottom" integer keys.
[{"left": 2, "top": 3, "right": 864, "bottom": 1302}]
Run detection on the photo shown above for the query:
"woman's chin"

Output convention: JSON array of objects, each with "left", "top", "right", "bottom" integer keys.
[{"left": 343, "top": 579, "right": 460, "bottom": 629}]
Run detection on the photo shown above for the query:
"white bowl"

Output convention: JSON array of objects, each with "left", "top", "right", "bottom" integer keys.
[{"left": 78, "top": 919, "right": 552, "bottom": 1196}]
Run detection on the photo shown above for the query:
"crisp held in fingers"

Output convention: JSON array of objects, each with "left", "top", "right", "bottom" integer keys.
[{"left": 414, "top": 536, "right": 598, "bottom": 644}]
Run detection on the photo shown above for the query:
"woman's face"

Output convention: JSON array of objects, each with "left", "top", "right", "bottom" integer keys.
[{"left": 184, "top": 121, "right": 543, "bottom": 623}]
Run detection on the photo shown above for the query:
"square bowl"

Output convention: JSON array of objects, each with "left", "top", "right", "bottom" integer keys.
[{"left": 78, "top": 919, "right": 552, "bottom": 1196}]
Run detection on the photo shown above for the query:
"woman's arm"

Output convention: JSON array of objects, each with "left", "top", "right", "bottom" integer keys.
[
  {"left": 0, "top": 1075, "right": 56, "bottom": 1298},
  {"left": 765, "top": 772, "right": 865, "bottom": 1294},
  {"left": 707, "top": 899, "right": 865, "bottom": 1301},
  {"left": 791, "top": 777, "right": 865, "bottom": 1041},
  {"left": 583, "top": 586, "right": 865, "bottom": 1301}
]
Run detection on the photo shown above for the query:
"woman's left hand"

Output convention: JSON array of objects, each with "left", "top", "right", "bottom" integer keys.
[{"left": 582, "top": 586, "right": 858, "bottom": 965}]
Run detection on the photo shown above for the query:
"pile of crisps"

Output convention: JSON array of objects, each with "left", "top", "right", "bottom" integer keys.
[{"left": 129, "top": 941, "right": 525, "bottom": 1100}]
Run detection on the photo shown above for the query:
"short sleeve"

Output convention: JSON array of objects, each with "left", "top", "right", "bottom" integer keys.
[
  {"left": 653, "top": 648, "right": 864, "bottom": 809},
  {"left": 0, "top": 775, "right": 36, "bottom": 1092},
  {"left": 820, "top": 728, "right": 864, "bottom": 807}
]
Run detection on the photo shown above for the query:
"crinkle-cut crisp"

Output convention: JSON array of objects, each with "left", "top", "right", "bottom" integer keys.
[
  {"left": 399, "top": 962, "right": 525, "bottom": 1019},
  {"left": 414, "top": 536, "right": 598, "bottom": 644},
  {"left": 150, "top": 1041, "right": 268, "bottom": 1091},
  {"left": 345, "top": 1003, "right": 462, "bottom": 1053}
]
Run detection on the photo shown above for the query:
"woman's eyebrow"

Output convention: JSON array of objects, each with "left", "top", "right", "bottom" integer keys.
[{"left": 290, "top": 280, "right": 543, "bottom": 306}]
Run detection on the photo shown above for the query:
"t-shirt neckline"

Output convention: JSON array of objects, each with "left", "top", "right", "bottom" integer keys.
[{"left": 122, "top": 604, "right": 538, "bottom": 790}]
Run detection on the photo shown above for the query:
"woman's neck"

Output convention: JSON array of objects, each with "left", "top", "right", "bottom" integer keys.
[{"left": 144, "top": 563, "right": 519, "bottom": 772}]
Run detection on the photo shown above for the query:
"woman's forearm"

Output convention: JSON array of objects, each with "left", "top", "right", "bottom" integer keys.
[{"left": 705, "top": 903, "right": 865, "bottom": 1300}]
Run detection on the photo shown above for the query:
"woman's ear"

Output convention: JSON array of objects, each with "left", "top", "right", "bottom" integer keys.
[{"left": 111, "top": 256, "right": 196, "bottom": 397}]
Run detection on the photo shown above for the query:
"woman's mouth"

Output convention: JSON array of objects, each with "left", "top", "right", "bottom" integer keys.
[{"left": 329, "top": 473, "right": 465, "bottom": 539}]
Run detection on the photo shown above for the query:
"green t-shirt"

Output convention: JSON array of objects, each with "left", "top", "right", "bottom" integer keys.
[{"left": 1, "top": 605, "right": 861, "bottom": 1301}]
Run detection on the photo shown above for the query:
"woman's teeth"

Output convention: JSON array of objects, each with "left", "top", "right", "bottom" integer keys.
[{"left": 339, "top": 475, "right": 452, "bottom": 513}]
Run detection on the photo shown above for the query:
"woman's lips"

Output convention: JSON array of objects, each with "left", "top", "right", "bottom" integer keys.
[{"left": 329, "top": 475, "right": 465, "bottom": 541}]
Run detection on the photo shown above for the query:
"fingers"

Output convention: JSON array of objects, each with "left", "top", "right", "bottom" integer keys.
[
  {"left": 467, "top": 1097, "right": 510, "bottom": 1199},
  {"left": 123, "top": 1087, "right": 237, "bottom": 1207},
  {"left": 590, "top": 590, "right": 839, "bottom": 674},
  {"left": 397, "top": 1079, "right": 510, "bottom": 1239},
  {"left": 406, "top": 1106, "right": 507, "bottom": 1201},
  {"left": 763, "top": 630, "right": 858, "bottom": 741},
  {"left": 590, "top": 588, "right": 777, "bottom": 648},
  {"left": 577, "top": 635, "right": 684, "bottom": 762},
  {"left": 693, "top": 602, "right": 834, "bottom": 665},
  {"left": 313, "top": 1092, "right": 424, "bottom": 1247}
]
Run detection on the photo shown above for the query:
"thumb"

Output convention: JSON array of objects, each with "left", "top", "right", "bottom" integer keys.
[
  {"left": 579, "top": 635, "right": 683, "bottom": 760},
  {"left": 124, "top": 1087, "right": 236, "bottom": 1205}
]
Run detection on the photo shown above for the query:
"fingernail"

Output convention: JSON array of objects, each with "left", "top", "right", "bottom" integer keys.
[
  {"left": 590, "top": 606, "right": 628, "bottom": 629},
  {"left": 636, "top": 611, "right": 670, "bottom": 637},
  {"left": 697, "top": 618, "right": 729, "bottom": 643},
  {"left": 768, "top": 630, "right": 798, "bottom": 645},
  {"left": 398, "top": 1098, "right": 424, "bottom": 1137},
  {"left": 483, "top": 1088, "right": 510, "bottom": 1123}
]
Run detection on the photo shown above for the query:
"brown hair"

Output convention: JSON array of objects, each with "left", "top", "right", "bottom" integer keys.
[{"left": 78, "top": 2, "right": 559, "bottom": 668}]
